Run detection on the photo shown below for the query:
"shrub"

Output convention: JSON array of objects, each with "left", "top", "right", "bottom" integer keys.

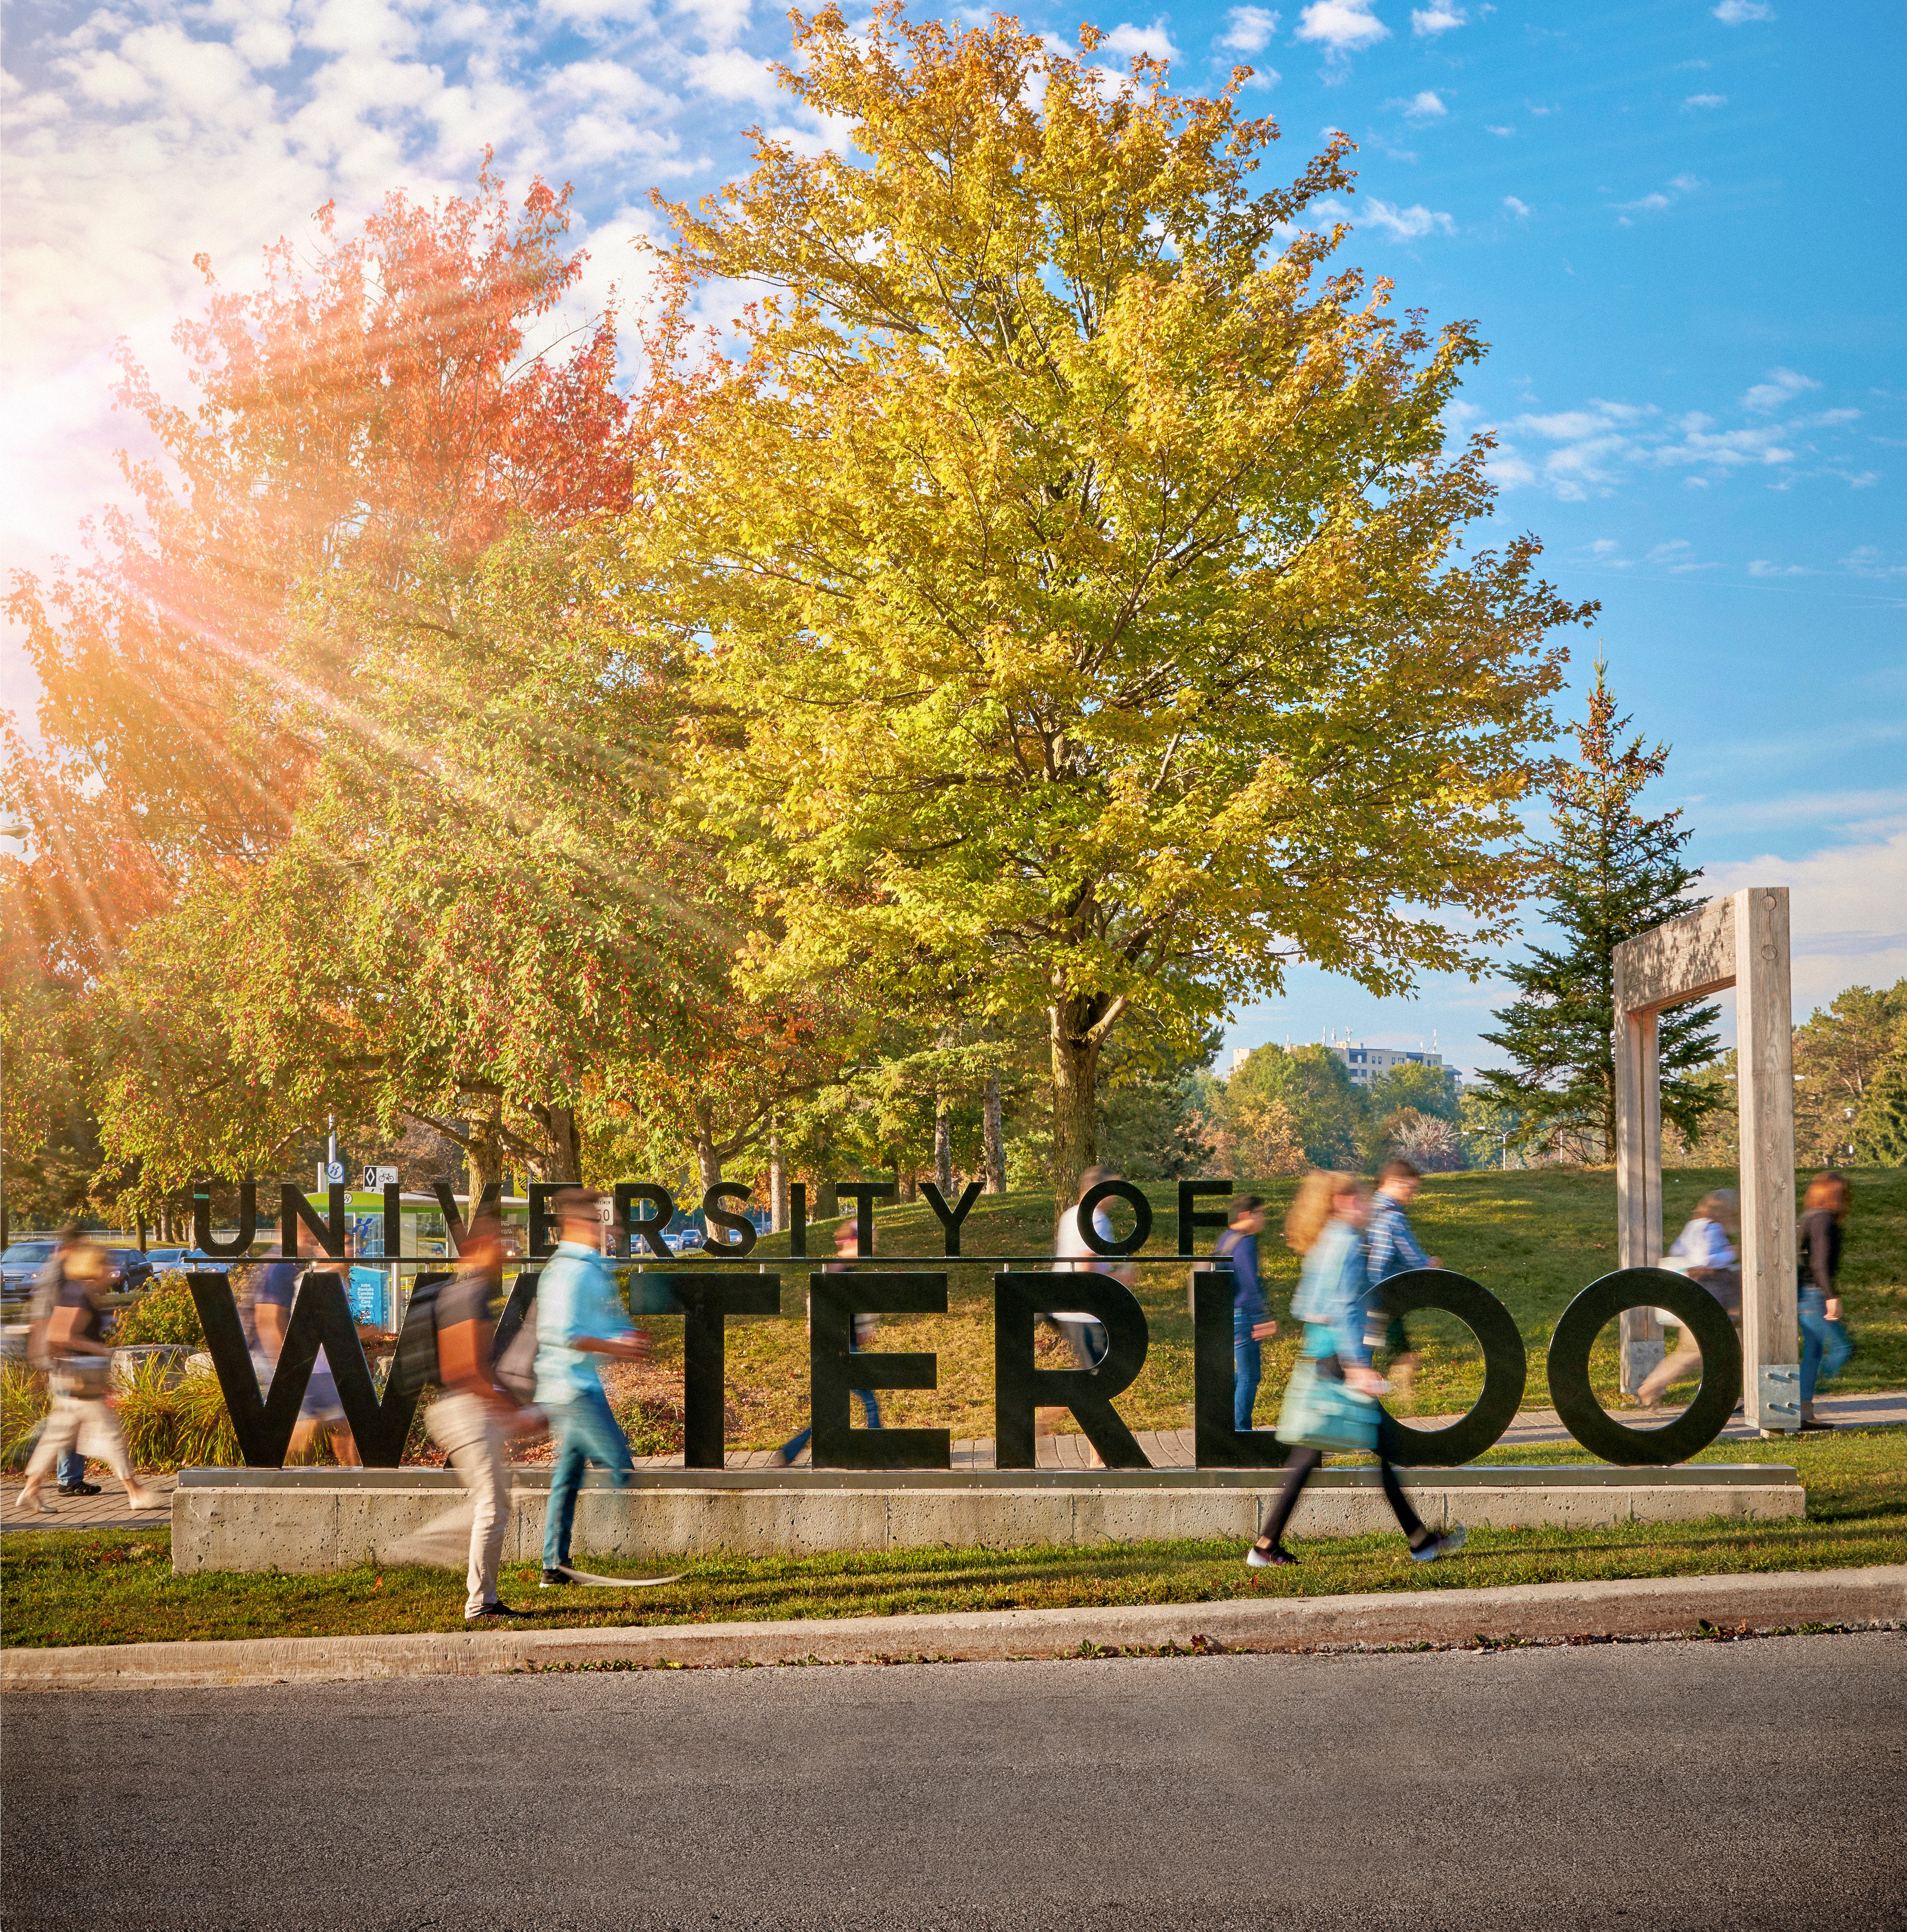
[{"left": 112, "top": 1274, "right": 207, "bottom": 1347}]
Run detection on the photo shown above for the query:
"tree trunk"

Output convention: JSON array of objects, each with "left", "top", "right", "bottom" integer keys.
[
  {"left": 934, "top": 1097, "right": 954, "bottom": 1194},
  {"left": 694, "top": 1101, "right": 722, "bottom": 1193},
  {"left": 814, "top": 1176, "right": 838, "bottom": 1218},
  {"left": 1049, "top": 998, "right": 1102, "bottom": 1211},
  {"left": 983, "top": 1071, "right": 1005, "bottom": 1193},
  {"left": 769, "top": 1121, "right": 788, "bottom": 1233},
  {"left": 468, "top": 1101, "right": 506, "bottom": 1195},
  {"left": 893, "top": 1154, "right": 918, "bottom": 1203},
  {"left": 541, "top": 1106, "right": 583, "bottom": 1185}
]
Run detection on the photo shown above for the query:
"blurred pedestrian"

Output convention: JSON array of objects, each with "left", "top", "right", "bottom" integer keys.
[
  {"left": 1364, "top": 1156, "right": 1441, "bottom": 1401},
  {"left": 537, "top": 1187, "right": 649, "bottom": 1589},
  {"left": 385, "top": 1210, "right": 543, "bottom": 1617},
  {"left": 27, "top": 1229, "right": 101, "bottom": 1496},
  {"left": 17, "top": 1234, "right": 164, "bottom": 1515},
  {"left": 1797, "top": 1172, "right": 1855, "bottom": 1431},
  {"left": 247, "top": 1253, "right": 374, "bottom": 1466},
  {"left": 1636, "top": 1189, "right": 1740, "bottom": 1411},
  {"left": 1216, "top": 1194, "right": 1276, "bottom": 1431},
  {"left": 1245, "top": 1172, "right": 1465, "bottom": 1570},
  {"left": 770, "top": 1219, "right": 881, "bottom": 1467}
]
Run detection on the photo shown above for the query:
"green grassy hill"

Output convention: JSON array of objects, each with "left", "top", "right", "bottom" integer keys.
[{"left": 636, "top": 1166, "right": 1905, "bottom": 1449}]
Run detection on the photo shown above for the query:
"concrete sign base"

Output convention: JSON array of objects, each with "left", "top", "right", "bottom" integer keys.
[{"left": 169, "top": 1464, "right": 1805, "bottom": 1575}]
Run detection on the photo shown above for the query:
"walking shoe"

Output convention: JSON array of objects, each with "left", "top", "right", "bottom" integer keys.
[
  {"left": 1798, "top": 1417, "right": 1836, "bottom": 1431},
  {"left": 1245, "top": 1543, "right": 1296, "bottom": 1568},
  {"left": 127, "top": 1487, "right": 166, "bottom": 1511},
  {"left": 1410, "top": 1524, "right": 1469, "bottom": 1562},
  {"left": 57, "top": 1481, "right": 102, "bottom": 1497},
  {"left": 541, "top": 1568, "right": 572, "bottom": 1588},
  {"left": 467, "top": 1602, "right": 534, "bottom": 1620}
]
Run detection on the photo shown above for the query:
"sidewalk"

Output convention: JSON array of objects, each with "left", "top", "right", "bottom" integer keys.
[
  {"left": 6, "top": 1566, "right": 1902, "bottom": 1692},
  {"left": 5, "top": 1387, "right": 1900, "bottom": 1536}
]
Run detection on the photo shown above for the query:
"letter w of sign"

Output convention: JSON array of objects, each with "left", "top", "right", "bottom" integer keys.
[{"left": 186, "top": 1270, "right": 539, "bottom": 1468}]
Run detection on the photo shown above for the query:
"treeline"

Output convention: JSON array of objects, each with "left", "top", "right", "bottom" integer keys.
[{"left": 1, "top": 16, "right": 1603, "bottom": 1235}]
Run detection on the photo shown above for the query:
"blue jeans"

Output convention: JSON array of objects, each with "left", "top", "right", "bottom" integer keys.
[
  {"left": 543, "top": 1386, "right": 635, "bottom": 1571},
  {"left": 1233, "top": 1313, "right": 1263, "bottom": 1433},
  {"left": 58, "top": 1450, "right": 86, "bottom": 1487},
  {"left": 779, "top": 1389, "right": 882, "bottom": 1462},
  {"left": 1799, "top": 1287, "right": 1854, "bottom": 1402}
]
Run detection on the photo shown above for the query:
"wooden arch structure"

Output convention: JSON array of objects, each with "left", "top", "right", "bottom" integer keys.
[{"left": 1612, "top": 886, "right": 1798, "bottom": 1432}]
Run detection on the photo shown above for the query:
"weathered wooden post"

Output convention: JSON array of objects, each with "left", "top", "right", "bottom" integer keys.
[{"left": 1611, "top": 887, "right": 1797, "bottom": 1432}]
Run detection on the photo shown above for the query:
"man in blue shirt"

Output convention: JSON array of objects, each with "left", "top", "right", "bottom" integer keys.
[
  {"left": 1364, "top": 1157, "right": 1441, "bottom": 1400},
  {"left": 1216, "top": 1194, "right": 1277, "bottom": 1431},
  {"left": 536, "top": 1188, "right": 648, "bottom": 1589}
]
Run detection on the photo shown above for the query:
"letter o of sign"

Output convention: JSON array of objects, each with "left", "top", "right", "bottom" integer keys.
[
  {"left": 1547, "top": 1269, "right": 1742, "bottom": 1467},
  {"left": 1076, "top": 1180, "right": 1153, "bottom": 1258},
  {"left": 1374, "top": 1269, "right": 1528, "bottom": 1467}
]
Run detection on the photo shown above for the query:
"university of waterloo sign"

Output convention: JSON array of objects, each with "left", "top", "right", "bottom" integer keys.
[{"left": 187, "top": 1175, "right": 1743, "bottom": 1473}]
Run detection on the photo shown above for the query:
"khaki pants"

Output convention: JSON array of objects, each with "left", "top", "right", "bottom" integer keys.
[
  {"left": 24, "top": 1394, "right": 132, "bottom": 1484},
  {"left": 388, "top": 1395, "right": 511, "bottom": 1617}
]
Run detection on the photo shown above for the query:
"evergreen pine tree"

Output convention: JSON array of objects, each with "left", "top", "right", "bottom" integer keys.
[{"left": 1478, "top": 660, "right": 1721, "bottom": 1161}]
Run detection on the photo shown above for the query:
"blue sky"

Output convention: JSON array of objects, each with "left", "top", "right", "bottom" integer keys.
[{"left": 4, "top": 0, "right": 1902, "bottom": 1076}]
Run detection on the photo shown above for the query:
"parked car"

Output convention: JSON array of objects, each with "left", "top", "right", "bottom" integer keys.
[
  {"left": 0, "top": 1239, "right": 58, "bottom": 1301},
  {"left": 102, "top": 1248, "right": 156, "bottom": 1294}
]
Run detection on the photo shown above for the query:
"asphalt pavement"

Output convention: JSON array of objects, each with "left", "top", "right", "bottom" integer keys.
[{"left": 4, "top": 1631, "right": 1903, "bottom": 1930}]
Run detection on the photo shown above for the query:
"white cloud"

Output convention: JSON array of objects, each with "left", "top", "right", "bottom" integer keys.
[
  {"left": 686, "top": 47, "right": 783, "bottom": 103},
  {"left": 1410, "top": 4, "right": 1465, "bottom": 34},
  {"left": 1743, "top": 367, "right": 1821, "bottom": 412},
  {"left": 1392, "top": 89, "right": 1446, "bottom": 120},
  {"left": 1313, "top": 195, "right": 1455, "bottom": 240},
  {"left": 1668, "top": 172, "right": 1706, "bottom": 192},
  {"left": 1503, "top": 195, "right": 1531, "bottom": 217},
  {"left": 1747, "top": 559, "right": 1809, "bottom": 577},
  {"left": 1103, "top": 20, "right": 1182, "bottom": 61},
  {"left": 1219, "top": 7, "right": 1280, "bottom": 53},
  {"left": 1484, "top": 123, "right": 1514, "bottom": 136},
  {"left": 1621, "top": 192, "right": 1672, "bottom": 213},
  {"left": 1705, "top": 826, "right": 1907, "bottom": 1018},
  {"left": 1295, "top": 0, "right": 1389, "bottom": 58},
  {"left": 1712, "top": 0, "right": 1774, "bottom": 22},
  {"left": 1684, "top": 92, "right": 1727, "bottom": 108}
]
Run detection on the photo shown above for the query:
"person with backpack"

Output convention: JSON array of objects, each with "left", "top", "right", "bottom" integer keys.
[
  {"left": 537, "top": 1187, "right": 649, "bottom": 1590},
  {"left": 398, "top": 1208, "right": 540, "bottom": 1620},
  {"left": 1245, "top": 1171, "right": 1466, "bottom": 1571},
  {"left": 16, "top": 1234, "right": 164, "bottom": 1516},
  {"left": 1215, "top": 1194, "right": 1277, "bottom": 1431},
  {"left": 27, "top": 1230, "right": 100, "bottom": 1496}
]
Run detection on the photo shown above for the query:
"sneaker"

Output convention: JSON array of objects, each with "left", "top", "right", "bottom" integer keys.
[
  {"left": 127, "top": 1487, "right": 166, "bottom": 1511},
  {"left": 1245, "top": 1544, "right": 1297, "bottom": 1568},
  {"left": 57, "top": 1481, "right": 103, "bottom": 1497},
  {"left": 541, "top": 1568, "right": 571, "bottom": 1589},
  {"left": 1411, "top": 1524, "right": 1468, "bottom": 1563},
  {"left": 1798, "top": 1417, "right": 1836, "bottom": 1431},
  {"left": 467, "top": 1602, "right": 533, "bottom": 1620}
]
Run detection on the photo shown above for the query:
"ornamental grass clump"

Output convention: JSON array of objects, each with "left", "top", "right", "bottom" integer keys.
[
  {"left": 2, "top": 1358, "right": 51, "bottom": 1469},
  {"left": 115, "top": 1360, "right": 242, "bottom": 1469}
]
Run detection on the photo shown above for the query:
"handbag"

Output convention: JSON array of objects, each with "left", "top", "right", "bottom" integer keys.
[{"left": 1276, "top": 1352, "right": 1379, "bottom": 1455}]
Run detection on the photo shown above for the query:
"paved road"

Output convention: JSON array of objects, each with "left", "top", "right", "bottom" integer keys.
[{"left": 6, "top": 1631, "right": 1904, "bottom": 1930}]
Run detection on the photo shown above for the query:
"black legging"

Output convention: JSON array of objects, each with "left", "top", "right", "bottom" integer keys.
[{"left": 1257, "top": 1413, "right": 1427, "bottom": 1549}]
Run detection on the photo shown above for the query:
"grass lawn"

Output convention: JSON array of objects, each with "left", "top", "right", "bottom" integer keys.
[
  {"left": 651, "top": 1164, "right": 1907, "bottom": 1449},
  {"left": 5, "top": 1429, "right": 1901, "bottom": 1649}
]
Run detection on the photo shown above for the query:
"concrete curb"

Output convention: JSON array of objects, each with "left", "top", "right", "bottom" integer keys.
[{"left": 6, "top": 1566, "right": 1903, "bottom": 1691}]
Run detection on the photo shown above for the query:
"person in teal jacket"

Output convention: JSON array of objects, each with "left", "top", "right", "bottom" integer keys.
[{"left": 1246, "top": 1171, "right": 1468, "bottom": 1570}]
